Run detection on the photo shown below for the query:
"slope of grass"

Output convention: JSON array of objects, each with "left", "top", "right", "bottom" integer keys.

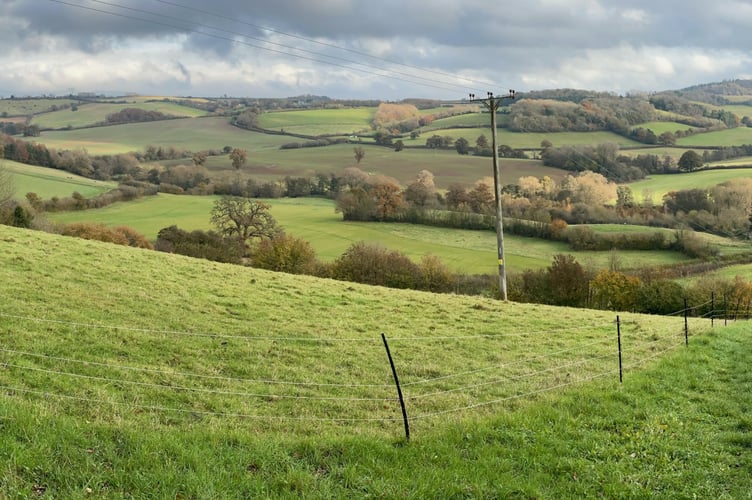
[
  {"left": 2, "top": 159, "right": 116, "bottom": 199},
  {"left": 32, "top": 101, "right": 208, "bottom": 129},
  {"left": 257, "top": 108, "right": 375, "bottom": 136},
  {"left": 404, "top": 129, "right": 642, "bottom": 149},
  {"left": 677, "top": 127, "right": 752, "bottom": 147},
  {"left": 47, "top": 194, "right": 693, "bottom": 273},
  {"left": 34, "top": 117, "right": 293, "bottom": 155},
  {"left": 202, "top": 143, "right": 568, "bottom": 188},
  {"left": 0, "top": 225, "right": 749, "bottom": 497},
  {"left": 0, "top": 98, "right": 78, "bottom": 116},
  {"left": 629, "top": 169, "right": 752, "bottom": 203}
]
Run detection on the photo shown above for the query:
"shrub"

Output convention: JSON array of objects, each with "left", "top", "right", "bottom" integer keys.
[
  {"left": 155, "top": 226, "right": 243, "bottom": 264},
  {"left": 252, "top": 233, "right": 318, "bottom": 274},
  {"left": 332, "top": 242, "right": 420, "bottom": 289}
]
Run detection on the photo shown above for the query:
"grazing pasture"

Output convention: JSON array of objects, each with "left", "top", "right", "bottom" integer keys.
[
  {"left": 257, "top": 107, "right": 376, "bottom": 136},
  {"left": 48, "top": 194, "right": 694, "bottom": 273},
  {"left": 2, "top": 159, "right": 115, "bottom": 199},
  {"left": 34, "top": 117, "right": 293, "bottom": 155},
  {"left": 0, "top": 225, "right": 749, "bottom": 498},
  {"left": 628, "top": 168, "right": 752, "bottom": 203},
  {"left": 31, "top": 101, "right": 208, "bottom": 129}
]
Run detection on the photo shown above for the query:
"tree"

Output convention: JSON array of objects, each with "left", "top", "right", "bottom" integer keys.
[
  {"left": 229, "top": 148, "right": 248, "bottom": 171},
  {"left": 210, "top": 197, "right": 279, "bottom": 254},
  {"left": 455, "top": 137, "right": 470, "bottom": 155},
  {"left": 353, "top": 146, "right": 365, "bottom": 164},
  {"left": 678, "top": 150, "right": 704, "bottom": 172},
  {"left": 394, "top": 140, "right": 404, "bottom": 152}
]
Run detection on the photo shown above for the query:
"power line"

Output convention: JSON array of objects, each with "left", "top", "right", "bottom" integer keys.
[
  {"left": 148, "top": 0, "right": 497, "bottom": 91},
  {"left": 45, "top": 0, "right": 480, "bottom": 95}
]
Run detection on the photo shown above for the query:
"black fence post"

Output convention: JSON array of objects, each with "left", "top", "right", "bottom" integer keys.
[
  {"left": 617, "top": 316, "right": 623, "bottom": 384},
  {"left": 381, "top": 333, "right": 410, "bottom": 443},
  {"left": 711, "top": 292, "right": 715, "bottom": 327},
  {"left": 684, "top": 298, "right": 689, "bottom": 347},
  {"left": 724, "top": 294, "right": 728, "bottom": 326}
]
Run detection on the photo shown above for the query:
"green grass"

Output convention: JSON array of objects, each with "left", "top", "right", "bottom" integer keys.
[
  {"left": 629, "top": 169, "right": 752, "bottom": 203},
  {"left": 257, "top": 108, "right": 376, "bottom": 136},
  {"left": 677, "top": 127, "right": 752, "bottom": 147},
  {"left": 405, "top": 129, "right": 643, "bottom": 149},
  {"left": 32, "top": 101, "right": 208, "bottom": 129},
  {"left": 34, "top": 117, "right": 294, "bottom": 155},
  {"left": 622, "top": 147, "right": 698, "bottom": 159},
  {"left": 202, "top": 143, "right": 568, "bottom": 188},
  {"left": 0, "top": 98, "right": 78, "bottom": 117},
  {"left": 2, "top": 159, "right": 116, "bottom": 199},
  {"left": 47, "top": 194, "right": 693, "bottom": 274},
  {"left": 1, "top": 225, "right": 749, "bottom": 497}
]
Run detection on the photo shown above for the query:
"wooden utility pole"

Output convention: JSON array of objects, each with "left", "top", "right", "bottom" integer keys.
[{"left": 469, "top": 90, "right": 516, "bottom": 300}]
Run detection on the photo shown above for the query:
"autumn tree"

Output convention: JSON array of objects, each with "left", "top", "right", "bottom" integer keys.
[
  {"left": 546, "top": 254, "right": 589, "bottom": 307},
  {"left": 354, "top": 146, "right": 365, "bottom": 164},
  {"left": 404, "top": 169, "right": 437, "bottom": 208},
  {"left": 590, "top": 269, "right": 641, "bottom": 311},
  {"left": 210, "top": 197, "right": 279, "bottom": 254},
  {"left": 229, "top": 148, "right": 248, "bottom": 171},
  {"left": 371, "top": 177, "right": 405, "bottom": 220}
]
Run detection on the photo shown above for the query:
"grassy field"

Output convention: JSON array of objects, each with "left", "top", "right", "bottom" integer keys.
[
  {"left": 257, "top": 108, "right": 375, "bottom": 136},
  {"left": 200, "top": 143, "right": 568, "bottom": 188},
  {"left": 2, "top": 159, "right": 116, "bottom": 199},
  {"left": 628, "top": 168, "right": 752, "bottom": 203},
  {"left": 34, "top": 117, "right": 294, "bottom": 155},
  {"left": 48, "top": 194, "right": 694, "bottom": 274},
  {"left": 32, "top": 101, "right": 208, "bottom": 129},
  {"left": 677, "top": 127, "right": 752, "bottom": 147},
  {"left": 0, "top": 98, "right": 78, "bottom": 116},
  {"left": 404, "top": 129, "right": 642, "bottom": 149},
  {"left": 0, "top": 225, "right": 749, "bottom": 497}
]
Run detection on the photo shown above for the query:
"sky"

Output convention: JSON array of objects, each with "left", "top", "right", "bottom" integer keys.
[{"left": 2, "top": 0, "right": 752, "bottom": 100}]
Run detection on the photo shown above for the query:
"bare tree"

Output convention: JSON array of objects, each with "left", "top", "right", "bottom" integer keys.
[{"left": 210, "top": 197, "right": 279, "bottom": 254}]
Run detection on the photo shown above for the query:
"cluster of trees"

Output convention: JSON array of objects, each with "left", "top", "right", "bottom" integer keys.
[
  {"left": 511, "top": 253, "right": 752, "bottom": 317},
  {"left": 507, "top": 97, "right": 656, "bottom": 135},
  {"left": 105, "top": 108, "right": 175, "bottom": 124}
]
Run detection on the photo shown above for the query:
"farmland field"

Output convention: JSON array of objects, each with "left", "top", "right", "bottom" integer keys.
[
  {"left": 2, "top": 159, "right": 115, "bottom": 198},
  {"left": 257, "top": 107, "right": 375, "bottom": 136},
  {"left": 197, "top": 143, "right": 568, "bottom": 189},
  {"left": 0, "top": 98, "right": 78, "bottom": 116},
  {"left": 628, "top": 168, "right": 752, "bottom": 203},
  {"left": 403, "top": 129, "right": 643, "bottom": 149},
  {"left": 1, "top": 224, "right": 749, "bottom": 497},
  {"left": 48, "top": 194, "right": 693, "bottom": 273},
  {"left": 34, "top": 117, "right": 294, "bottom": 155},
  {"left": 32, "top": 101, "right": 208, "bottom": 129},
  {"left": 677, "top": 127, "right": 752, "bottom": 146}
]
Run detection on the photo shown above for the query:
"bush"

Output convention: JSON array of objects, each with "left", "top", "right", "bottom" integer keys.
[
  {"left": 252, "top": 233, "right": 318, "bottom": 274},
  {"left": 332, "top": 242, "right": 420, "bottom": 289},
  {"left": 155, "top": 226, "right": 243, "bottom": 264}
]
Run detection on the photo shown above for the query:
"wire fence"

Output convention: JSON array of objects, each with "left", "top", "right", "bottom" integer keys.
[{"left": 0, "top": 297, "right": 734, "bottom": 439}]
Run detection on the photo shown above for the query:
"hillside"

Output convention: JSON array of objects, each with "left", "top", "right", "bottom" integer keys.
[{"left": 1, "top": 225, "right": 751, "bottom": 496}]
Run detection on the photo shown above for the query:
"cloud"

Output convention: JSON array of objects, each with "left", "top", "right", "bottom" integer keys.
[{"left": 2, "top": 0, "right": 752, "bottom": 98}]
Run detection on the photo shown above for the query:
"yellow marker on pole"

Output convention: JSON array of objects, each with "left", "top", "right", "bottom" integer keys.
[{"left": 498, "top": 259, "right": 504, "bottom": 266}]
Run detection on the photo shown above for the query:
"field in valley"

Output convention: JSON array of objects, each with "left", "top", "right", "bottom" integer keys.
[{"left": 1, "top": 224, "right": 749, "bottom": 497}]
